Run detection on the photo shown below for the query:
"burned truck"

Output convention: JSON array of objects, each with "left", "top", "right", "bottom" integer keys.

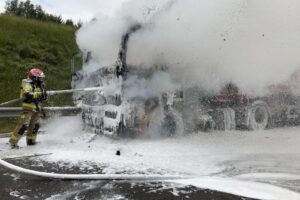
[{"left": 72, "top": 24, "right": 300, "bottom": 137}]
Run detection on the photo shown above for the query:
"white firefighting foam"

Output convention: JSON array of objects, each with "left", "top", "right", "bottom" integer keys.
[{"left": 1, "top": 116, "right": 300, "bottom": 199}]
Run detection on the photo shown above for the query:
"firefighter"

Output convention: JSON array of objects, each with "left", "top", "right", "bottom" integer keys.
[{"left": 9, "top": 68, "right": 48, "bottom": 149}]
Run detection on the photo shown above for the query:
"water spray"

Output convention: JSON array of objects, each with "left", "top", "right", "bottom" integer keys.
[{"left": 0, "top": 87, "right": 103, "bottom": 107}]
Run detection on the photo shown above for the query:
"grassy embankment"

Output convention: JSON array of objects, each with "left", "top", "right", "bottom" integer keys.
[{"left": 0, "top": 14, "right": 80, "bottom": 133}]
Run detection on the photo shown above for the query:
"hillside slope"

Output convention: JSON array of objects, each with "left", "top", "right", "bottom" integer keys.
[{"left": 0, "top": 14, "right": 80, "bottom": 132}]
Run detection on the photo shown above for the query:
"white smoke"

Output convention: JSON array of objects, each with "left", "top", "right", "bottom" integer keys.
[
  {"left": 76, "top": 0, "right": 300, "bottom": 96},
  {"left": 123, "top": 72, "right": 179, "bottom": 99},
  {"left": 76, "top": 16, "right": 132, "bottom": 67}
]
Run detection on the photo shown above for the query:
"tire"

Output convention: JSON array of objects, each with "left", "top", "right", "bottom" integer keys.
[{"left": 248, "top": 102, "right": 270, "bottom": 130}]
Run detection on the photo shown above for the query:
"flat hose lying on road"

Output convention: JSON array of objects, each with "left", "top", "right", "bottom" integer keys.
[{"left": 0, "top": 157, "right": 190, "bottom": 180}]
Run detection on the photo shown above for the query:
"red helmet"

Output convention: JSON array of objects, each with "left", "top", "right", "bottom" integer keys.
[{"left": 27, "top": 68, "right": 45, "bottom": 82}]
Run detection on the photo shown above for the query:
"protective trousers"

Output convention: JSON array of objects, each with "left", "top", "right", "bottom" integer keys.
[{"left": 9, "top": 110, "right": 40, "bottom": 146}]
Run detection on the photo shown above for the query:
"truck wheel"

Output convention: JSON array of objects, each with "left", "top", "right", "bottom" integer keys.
[{"left": 248, "top": 103, "right": 269, "bottom": 130}]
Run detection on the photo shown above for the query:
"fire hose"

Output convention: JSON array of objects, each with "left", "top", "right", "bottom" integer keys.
[
  {"left": 0, "top": 155, "right": 190, "bottom": 180},
  {"left": 0, "top": 87, "right": 103, "bottom": 107}
]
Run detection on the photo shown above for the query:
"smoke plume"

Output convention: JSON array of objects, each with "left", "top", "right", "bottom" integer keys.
[{"left": 76, "top": 0, "right": 300, "bottom": 96}]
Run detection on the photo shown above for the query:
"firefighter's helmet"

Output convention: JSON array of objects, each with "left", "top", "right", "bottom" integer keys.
[{"left": 27, "top": 68, "right": 45, "bottom": 83}]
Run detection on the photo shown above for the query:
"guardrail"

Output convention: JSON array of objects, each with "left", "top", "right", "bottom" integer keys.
[
  {"left": 0, "top": 133, "right": 11, "bottom": 138},
  {"left": 0, "top": 107, "right": 82, "bottom": 118}
]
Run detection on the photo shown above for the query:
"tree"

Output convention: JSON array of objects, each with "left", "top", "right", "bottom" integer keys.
[
  {"left": 16, "top": 1, "right": 25, "bottom": 16},
  {"left": 23, "top": 0, "right": 35, "bottom": 18},
  {"left": 5, "top": 0, "right": 76, "bottom": 27},
  {"left": 5, "top": 0, "right": 19, "bottom": 15},
  {"left": 76, "top": 21, "right": 83, "bottom": 29},
  {"left": 35, "top": 5, "right": 45, "bottom": 21},
  {"left": 65, "top": 19, "right": 74, "bottom": 26}
]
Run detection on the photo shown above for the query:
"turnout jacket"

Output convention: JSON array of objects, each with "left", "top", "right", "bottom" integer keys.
[{"left": 20, "top": 79, "right": 43, "bottom": 111}]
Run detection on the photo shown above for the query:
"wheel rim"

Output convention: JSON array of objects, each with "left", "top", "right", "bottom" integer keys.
[{"left": 248, "top": 105, "right": 269, "bottom": 130}]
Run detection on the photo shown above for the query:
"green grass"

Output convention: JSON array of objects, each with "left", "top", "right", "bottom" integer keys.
[
  {"left": 0, "top": 118, "right": 18, "bottom": 133},
  {"left": 0, "top": 14, "right": 80, "bottom": 132}
]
